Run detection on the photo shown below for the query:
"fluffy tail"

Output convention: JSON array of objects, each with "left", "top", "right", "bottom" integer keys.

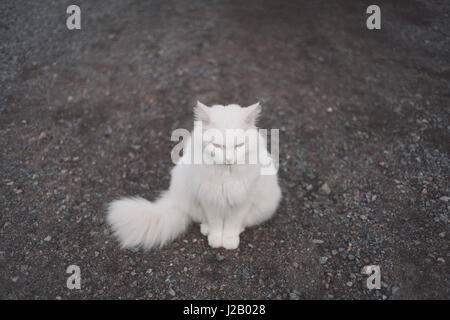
[{"left": 106, "top": 191, "right": 190, "bottom": 250}]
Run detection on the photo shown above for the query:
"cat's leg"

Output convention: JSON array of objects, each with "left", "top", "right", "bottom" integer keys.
[
  {"left": 200, "top": 223, "right": 209, "bottom": 236},
  {"left": 206, "top": 218, "right": 223, "bottom": 248},
  {"left": 187, "top": 202, "right": 209, "bottom": 236},
  {"left": 192, "top": 204, "right": 209, "bottom": 236},
  {"left": 202, "top": 204, "right": 224, "bottom": 248},
  {"left": 222, "top": 204, "right": 250, "bottom": 250}
]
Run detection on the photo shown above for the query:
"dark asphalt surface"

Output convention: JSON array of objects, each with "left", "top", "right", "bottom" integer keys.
[{"left": 1, "top": 0, "right": 449, "bottom": 299}]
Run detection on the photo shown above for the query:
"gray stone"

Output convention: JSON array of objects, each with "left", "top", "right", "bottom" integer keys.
[
  {"left": 319, "top": 183, "right": 331, "bottom": 195},
  {"left": 318, "top": 256, "right": 328, "bottom": 264}
]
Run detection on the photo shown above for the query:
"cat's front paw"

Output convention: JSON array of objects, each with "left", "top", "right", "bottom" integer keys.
[
  {"left": 222, "top": 235, "right": 240, "bottom": 250},
  {"left": 207, "top": 233, "right": 222, "bottom": 248},
  {"left": 200, "top": 223, "right": 209, "bottom": 236}
]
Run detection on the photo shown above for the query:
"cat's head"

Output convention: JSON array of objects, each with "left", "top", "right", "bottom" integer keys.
[{"left": 193, "top": 101, "right": 261, "bottom": 166}]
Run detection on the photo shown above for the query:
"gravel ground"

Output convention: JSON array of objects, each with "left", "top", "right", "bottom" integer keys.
[{"left": 1, "top": 0, "right": 449, "bottom": 300}]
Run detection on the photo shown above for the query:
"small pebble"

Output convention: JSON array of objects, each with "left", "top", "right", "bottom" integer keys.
[
  {"left": 216, "top": 254, "right": 225, "bottom": 262},
  {"left": 289, "top": 292, "right": 300, "bottom": 300},
  {"left": 318, "top": 256, "right": 328, "bottom": 264},
  {"left": 319, "top": 183, "right": 331, "bottom": 195}
]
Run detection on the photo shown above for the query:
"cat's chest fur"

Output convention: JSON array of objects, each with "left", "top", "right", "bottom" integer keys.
[{"left": 194, "top": 168, "right": 257, "bottom": 210}]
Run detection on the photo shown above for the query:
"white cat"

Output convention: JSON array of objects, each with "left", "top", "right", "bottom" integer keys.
[{"left": 107, "top": 102, "right": 281, "bottom": 250}]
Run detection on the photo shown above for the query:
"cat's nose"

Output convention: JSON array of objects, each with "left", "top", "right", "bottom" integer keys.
[{"left": 225, "top": 158, "right": 233, "bottom": 164}]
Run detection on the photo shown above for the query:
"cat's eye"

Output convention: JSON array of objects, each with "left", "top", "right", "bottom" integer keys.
[
  {"left": 235, "top": 143, "right": 245, "bottom": 148},
  {"left": 212, "top": 143, "right": 223, "bottom": 148}
]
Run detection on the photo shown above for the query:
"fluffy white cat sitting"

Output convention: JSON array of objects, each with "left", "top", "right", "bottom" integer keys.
[{"left": 107, "top": 102, "right": 281, "bottom": 250}]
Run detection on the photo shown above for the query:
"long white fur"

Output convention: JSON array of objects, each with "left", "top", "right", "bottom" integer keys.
[{"left": 107, "top": 102, "right": 281, "bottom": 250}]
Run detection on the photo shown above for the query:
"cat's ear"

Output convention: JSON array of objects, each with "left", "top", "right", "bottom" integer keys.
[
  {"left": 194, "top": 101, "right": 211, "bottom": 123},
  {"left": 244, "top": 102, "right": 261, "bottom": 125}
]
